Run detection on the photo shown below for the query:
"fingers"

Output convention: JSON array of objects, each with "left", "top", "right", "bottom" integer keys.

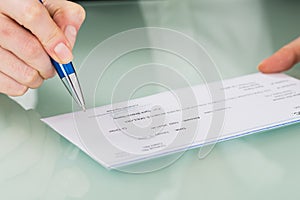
[
  {"left": 0, "top": 72, "right": 28, "bottom": 97},
  {"left": 44, "top": 0, "right": 86, "bottom": 48},
  {"left": 0, "top": 0, "right": 73, "bottom": 64},
  {"left": 0, "top": 46, "right": 43, "bottom": 89},
  {"left": 0, "top": 14, "right": 55, "bottom": 79},
  {"left": 0, "top": 13, "right": 46, "bottom": 97},
  {"left": 0, "top": 0, "right": 85, "bottom": 97},
  {"left": 258, "top": 37, "right": 300, "bottom": 73}
]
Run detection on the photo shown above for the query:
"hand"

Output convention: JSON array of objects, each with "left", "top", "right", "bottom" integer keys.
[
  {"left": 258, "top": 37, "right": 300, "bottom": 73},
  {"left": 0, "top": 0, "right": 85, "bottom": 96}
]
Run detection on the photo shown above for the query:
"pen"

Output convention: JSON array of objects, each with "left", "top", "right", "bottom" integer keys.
[
  {"left": 51, "top": 60, "right": 86, "bottom": 111},
  {"left": 39, "top": 0, "right": 86, "bottom": 111}
]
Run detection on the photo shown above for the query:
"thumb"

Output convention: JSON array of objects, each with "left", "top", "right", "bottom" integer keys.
[{"left": 44, "top": 0, "right": 86, "bottom": 48}]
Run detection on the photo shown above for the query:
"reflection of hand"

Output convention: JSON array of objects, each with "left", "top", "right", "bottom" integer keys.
[
  {"left": 0, "top": 95, "right": 90, "bottom": 199},
  {"left": 258, "top": 37, "right": 300, "bottom": 73},
  {"left": 0, "top": 0, "right": 85, "bottom": 96}
]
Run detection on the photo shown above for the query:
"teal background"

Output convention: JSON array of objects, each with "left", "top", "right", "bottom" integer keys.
[{"left": 1, "top": 0, "right": 300, "bottom": 199}]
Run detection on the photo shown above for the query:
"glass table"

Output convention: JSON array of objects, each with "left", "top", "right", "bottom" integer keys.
[{"left": 1, "top": 0, "right": 300, "bottom": 199}]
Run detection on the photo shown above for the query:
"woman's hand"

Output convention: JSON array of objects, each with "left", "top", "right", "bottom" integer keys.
[{"left": 0, "top": 0, "right": 85, "bottom": 96}]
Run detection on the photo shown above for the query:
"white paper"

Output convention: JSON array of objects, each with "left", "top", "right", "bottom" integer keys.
[{"left": 41, "top": 73, "right": 300, "bottom": 169}]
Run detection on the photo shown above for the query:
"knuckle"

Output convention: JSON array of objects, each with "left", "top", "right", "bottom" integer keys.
[
  {"left": 22, "top": 67, "right": 40, "bottom": 86},
  {"left": 16, "top": 86, "right": 28, "bottom": 96},
  {"left": 37, "top": 58, "right": 55, "bottom": 80},
  {"left": 17, "top": 86, "right": 28, "bottom": 96},
  {"left": 74, "top": 4, "right": 86, "bottom": 22},
  {"left": 22, "top": 2, "right": 43, "bottom": 25},
  {"left": 0, "top": 72, "right": 28, "bottom": 96},
  {"left": 68, "top": 2, "right": 86, "bottom": 22},
  {"left": 11, "top": 85, "right": 28, "bottom": 97},
  {"left": 21, "top": 37, "right": 42, "bottom": 59},
  {"left": 30, "top": 78, "right": 43, "bottom": 89},
  {"left": 0, "top": 16, "right": 14, "bottom": 38},
  {"left": 42, "top": 26, "right": 60, "bottom": 48},
  {"left": 44, "top": 67, "right": 56, "bottom": 80}
]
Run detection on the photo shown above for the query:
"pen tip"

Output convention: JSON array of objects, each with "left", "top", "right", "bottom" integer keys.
[{"left": 81, "top": 104, "right": 86, "bottom": 112}]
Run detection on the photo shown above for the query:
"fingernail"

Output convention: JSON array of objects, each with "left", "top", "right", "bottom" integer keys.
[
  {"left": 257, "top": 61, "right": 265, "bottom": 71},
  {"left": 54, "top": 42, "right": 73, "bottom": 63},
  {"left": 65, "top": 25, "right": 77, "bottom": 48},
  {"left": 257, "top": 61, "right": 264, "bottom": 69}
]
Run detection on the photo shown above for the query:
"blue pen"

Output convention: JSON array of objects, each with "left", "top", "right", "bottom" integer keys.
[
  {"left": 39, "top": 0, "right": 86, "bottom": 111},
  {"left": 51, "top": 60, "right": 86, "bottom": 111}
]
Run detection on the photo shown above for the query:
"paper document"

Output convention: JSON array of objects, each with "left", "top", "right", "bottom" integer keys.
[{"left": 42, "top": 73, "right": 300, "bottom": 169}]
